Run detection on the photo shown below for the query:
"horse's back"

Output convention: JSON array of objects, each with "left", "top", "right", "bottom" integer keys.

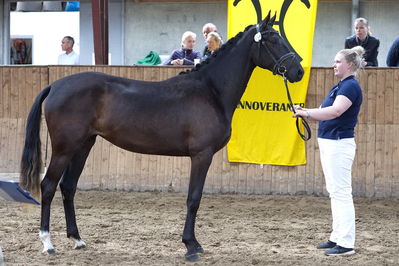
[{"left": 42, "top": 71, "right": 229, "bottom": 156}]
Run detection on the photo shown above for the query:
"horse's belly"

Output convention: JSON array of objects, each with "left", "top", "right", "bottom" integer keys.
[{"left": 101, "top": 133, "right": 189, "bottom": 156}]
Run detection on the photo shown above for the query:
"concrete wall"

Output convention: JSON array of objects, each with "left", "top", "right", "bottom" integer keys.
[
  {"left": 80, "top": 0, "right": 124, "bottom": 65},
  {"left": 1, "top": 1, "right": 399, "bottom": 66},
  {"left": 360, "top": 1, "right": 399, "bottom": 67},
  {"left": 124, "top": 1, "right": 227, "bottom": 65},
  {"left": 0, "top": 1, "right": 3, "bottom": 62},
  {"left": 312, "top": 1, "right": 399, "bottom": 67},
  {"left": 123, "top": 0, "right": 399, "bottom": 67},
  {"left": 311, "top": 2, "right": 351, "bottom": 66}
]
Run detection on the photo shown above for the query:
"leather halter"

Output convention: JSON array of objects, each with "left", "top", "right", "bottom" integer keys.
[{"left": 254, "top": 24, "right": 297, "bottom": 75}]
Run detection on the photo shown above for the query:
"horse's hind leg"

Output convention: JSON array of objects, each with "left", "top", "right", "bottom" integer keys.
[
  {"left": 40, "top": 153, "right": 75, "bottom": 254},
  {"left": 60, "top": 136, "right": 96, "bottom": 250}
]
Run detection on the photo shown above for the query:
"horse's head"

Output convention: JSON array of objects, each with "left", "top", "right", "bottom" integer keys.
[{"left": 250, "top": 12, "right": 304, "bottom": 83}]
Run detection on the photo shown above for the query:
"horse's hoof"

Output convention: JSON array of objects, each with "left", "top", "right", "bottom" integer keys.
[
  {"left": 196, "top": 246, "right": 204, "bottom": 253},
  {"left": 74, "top": 244, "right": 86, "bottom": 250},
  {"left": 72, "top": 238, "right": 86, "bottom": 250},
  {"left": 47, "top": 249, "right": 55, "bottom": 254},
  {"left": 185, "top": 252, "right": 200, "bottom": 262}
]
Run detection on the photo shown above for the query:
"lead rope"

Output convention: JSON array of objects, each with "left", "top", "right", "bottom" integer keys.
[{"left": 282, "top": 73, "right": 311, "bottom": 141}]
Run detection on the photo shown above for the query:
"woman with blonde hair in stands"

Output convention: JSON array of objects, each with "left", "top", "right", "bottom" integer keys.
[
  {"left": 293, "top": 46, "right": 365, "bottom": 256},
  {"left": 345, "top": 17, "right": 379, "bottom": 67},
  {"left": 202, "top": 32, "right": 223, "bottom": 61},
  {"left": 163, "top": 31, "right": 201, "bottom": 66}
]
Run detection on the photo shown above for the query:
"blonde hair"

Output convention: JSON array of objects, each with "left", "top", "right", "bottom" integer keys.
[
  {"left": 207, "top": 32, "right": 223, "bottom": 46},
  {"left": 181, "top": 31, "right": 196, "bottom": 44},
  {"left": 354, "top": 17, "right": 368, "bottom": 27},
  {"left": 354, "top": 17, "right": 372, "bottom": 35},
  {"left": 338, "top": 46, "right": 365, "bottom": 74}
]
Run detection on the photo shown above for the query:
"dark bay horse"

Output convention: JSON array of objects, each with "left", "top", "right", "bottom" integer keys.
[{"left": 20, "top": 13, "right": 303, "bottom": 262}]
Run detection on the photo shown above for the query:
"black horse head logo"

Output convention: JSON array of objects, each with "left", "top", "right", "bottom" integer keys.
[{"left": 233, "top": 0, "right": 311, "bottom": 61}]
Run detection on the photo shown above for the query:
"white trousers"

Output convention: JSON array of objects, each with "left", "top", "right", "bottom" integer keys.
[{"left": 318, "top": 137, "right": 356, "bottom": 249}]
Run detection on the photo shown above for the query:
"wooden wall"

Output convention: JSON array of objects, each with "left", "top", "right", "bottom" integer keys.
[{"left": 1, "top": 65, "right": 398, "bottom": 197}]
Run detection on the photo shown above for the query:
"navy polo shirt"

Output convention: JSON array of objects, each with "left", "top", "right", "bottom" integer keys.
[{"left": 318, "top": 75, "right": 362, "bottom": 140}]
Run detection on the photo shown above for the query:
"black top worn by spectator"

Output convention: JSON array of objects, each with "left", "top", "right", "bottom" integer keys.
[
  {"left": 386, "top": 37, "right": 399, "bottom": 67},
  {"left": 202, "top": 46, "right": 212, "bottom": 59},
  {"left": 345, "top": 35, "right": 379, "bottom": 67}
]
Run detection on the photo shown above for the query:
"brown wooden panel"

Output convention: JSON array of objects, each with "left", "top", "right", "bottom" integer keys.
[
  {"left": 278, "top": 166, "right": 290, "bottom": 194},
  {"left": 357, "top": 70, "right": 367, "bottom": 124},
  {"left": 220, "top": 149, "right": 231, "bottom": 193},
  {"left": 10, "top": 68, "right": 19, "bottom": 118},
  {"left": 384, "top": 124, "right": 393, "bottom": 197},
  {"left": 0, "top": 119, "right": 9, "bottom": 171},
  {"left": 374, "top": 124, "right": 385, "bottom": 197},
  {"left": 91, "top": 137, "right": 104, "bottom": 190},
  {"left": 24, "top": 68, "right": 33, "bottom": 119},
  {"left": 238, "top": 163, "right": 249, "bottom": 193},
  {"left": 262, "top": 164, "right": 272, "bottom": 194},
  {"left": 0, "top": 68, "right": 3, "bottom": 118},
  {"left": 353, "top": 124, "right": 366, "bottom": 197},
  {"left": 366, "top": 70, "right": 377, "bottom": 124},
  {"left": 392, "top": 126, "right": 399, "bottom": 197},
  {"left": 1, "top": 66, "right": 399, "bottom": 197},
  {"left": 384, "top": 69, "right": 394, "bottom": 124},
  {"left": 287, "top": 165, "right": 297, "bottom": 195},
  {"left": 253, "top": 163, "right": 264, "bottom": 194},
  {"left": 304, "top": 69, "right": 316, "bottom": 194},
  {"left": 313, "top": 69, "right": 326, "bottom": 195},
  {"left": 365, "top": 124, "right": 376, "bottom": 197},
  {"left": 1, "top": 68, "right": 11, "bottom": 118},
  {"left": 376, "top": 69, "right": 386, "bottom": 124},
  {"left": 7, "top": 119, "right": 18, "bottom": 172},
  {"left": 394, "top": 70, "right": 399, "bottom": 123}
]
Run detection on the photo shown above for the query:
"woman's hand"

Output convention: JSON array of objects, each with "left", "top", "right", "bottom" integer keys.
[
  {"left": 292, "top": 105, "right": 303, "bottom": 112},
  {"left": 361, "top": 58, "right": 367, "bottom": 67},
  {"left": 171, "top": 59, "right": 184, "bottom": 65},
  {"left": 293, "top": 109, "right": 308, "bottom": 118},
  {"left": 292, "top": 105, "right": 309, "bottom": 119}
]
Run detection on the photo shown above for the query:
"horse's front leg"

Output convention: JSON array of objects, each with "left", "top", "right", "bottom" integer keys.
[{"left": 183, "top": 150, "right": 213, "bottom": 262}]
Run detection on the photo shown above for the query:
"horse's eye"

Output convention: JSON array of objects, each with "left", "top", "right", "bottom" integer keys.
[{"left": 269, "top": 37, "right": 278, "bottom": 44}]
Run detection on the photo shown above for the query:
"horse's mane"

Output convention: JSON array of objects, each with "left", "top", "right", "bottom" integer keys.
[{"left": 179, "top": 24, "right": 254, "bottom": 75}]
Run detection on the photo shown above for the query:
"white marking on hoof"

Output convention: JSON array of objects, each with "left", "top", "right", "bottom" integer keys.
[
  {"left": 39, "top": 231, "right": 55, "bottom": 254},
  {"left": 71, "top": 237, "right": 86, "bottom": 249},
  {"left": 0, "top": 247, "right": 4, "bottom": 265}
]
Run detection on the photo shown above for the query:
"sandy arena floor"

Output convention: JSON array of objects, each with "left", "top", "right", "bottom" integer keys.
[{"left": 0, "top": 190, "right": 398, "bottom": 265}]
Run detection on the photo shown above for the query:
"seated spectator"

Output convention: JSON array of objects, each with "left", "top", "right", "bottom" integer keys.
[
  {"left": 163, "top": 31, "right": 201, "bottom": 66},
  {"left": 202, "top": 23, "right": 219, "bottom": 59},
  {"left": 345, "top": 17, "right": 379, "bottom": 67},
  {"left": 202, "top": 32, "right": 223, "bottom": 61},
  {"left": 386, "top": 37, "right": 399, "bottom": 67}
]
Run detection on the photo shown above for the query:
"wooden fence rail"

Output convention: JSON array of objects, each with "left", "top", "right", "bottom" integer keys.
[{"left": 1, "top": 65, "right": 398, "bottom": 197}]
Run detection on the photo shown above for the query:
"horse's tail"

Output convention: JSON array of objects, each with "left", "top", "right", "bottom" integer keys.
[{"left": 20, "top": 85, "right": 51, "bottom": 195}]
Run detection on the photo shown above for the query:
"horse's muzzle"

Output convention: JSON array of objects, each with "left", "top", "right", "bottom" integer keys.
[{"left": 287, "top": 66, "right": 304, "bottom": 83}]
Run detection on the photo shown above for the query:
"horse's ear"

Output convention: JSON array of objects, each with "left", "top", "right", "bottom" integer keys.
[
  {"left": 261, "top": 10, "right": 271, "bottom": 28},
  {"left": 269, "top": 12, "right": 277, "bottom": 26}
]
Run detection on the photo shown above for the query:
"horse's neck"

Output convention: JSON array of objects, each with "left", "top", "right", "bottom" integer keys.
[{"left": 206, "top": 34, "right": 256, "bottom": 119}]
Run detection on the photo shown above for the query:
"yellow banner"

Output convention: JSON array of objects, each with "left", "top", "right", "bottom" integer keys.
[{"left": 227, "top": 0, "right": 318, "bottom": 165}]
